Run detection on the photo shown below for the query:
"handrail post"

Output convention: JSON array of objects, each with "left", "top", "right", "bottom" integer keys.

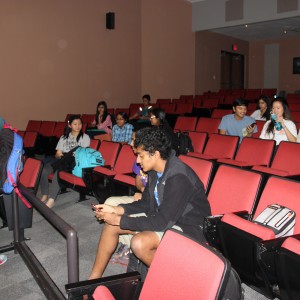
[{"left": 67, "top": 229, "right": 79, "bottom": 283}]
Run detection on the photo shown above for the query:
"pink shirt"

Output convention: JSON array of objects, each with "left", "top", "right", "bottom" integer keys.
[{"left": 92, "top": 114, "right": 112, "bottom": 134}]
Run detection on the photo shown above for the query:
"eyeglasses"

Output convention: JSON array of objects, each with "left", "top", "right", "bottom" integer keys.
[{"left": 150, "top": 116, "right": 156, "bottom": 119}]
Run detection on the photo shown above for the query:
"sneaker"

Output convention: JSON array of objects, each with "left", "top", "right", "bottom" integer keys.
[
  {"left": 0, "top": 255, "right": 7, "bottom": 266},
  {"left": 110, "top": 243, "right": 129, "bottom": 264}
]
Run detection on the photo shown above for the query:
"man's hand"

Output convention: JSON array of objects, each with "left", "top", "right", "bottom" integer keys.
[
  {"left": 95, "top": 209, "right": 121, "bottom": 225},
  {"left": 94, "top": 204, "right": 115, "bottom": 213},
  {"left": 133, "top": 192, "right": 142, "bottom": 201}
]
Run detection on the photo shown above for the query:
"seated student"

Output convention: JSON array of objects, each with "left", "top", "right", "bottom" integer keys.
[
  {"left": 149, "top": 107, "right": 179, "bottom": 152},
  {"left": 129, "top": 94, "right": 152, "bottom": 121},
  {"left": 260, "top": 97, "right": 297, "bottom": 145},
  {"left": 88, "top": 127, "right": 211, "bottom": 280},
  {"left": 250, "top": 95, "right": 271, "bottom": 121},
  {"left": 112, "top": 112, "right": 133, "bottom": 144},
  {"left": 89, "top": 101, "right": 112, "bottom": 136},
  {"left": 104, "top": 129, "right": 148, "bottom": 265},
  {"left": 39, "top": 115, "right": 90, "bottom": 208},
  {"left": 219, "top": 98, "right": 257, "bottom": 142}
]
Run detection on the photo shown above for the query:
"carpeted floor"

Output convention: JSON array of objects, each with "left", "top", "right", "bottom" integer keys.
[{"left": 0, "top": 189, "right": 275, "bottom": 300}]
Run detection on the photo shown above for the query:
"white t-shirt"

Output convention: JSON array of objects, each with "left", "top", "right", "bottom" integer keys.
[
  {"left": 56, "top": 133, "right": 90, "bottom": 153},
  {"left": 259, "top": 120, "right": 297, "bottom": 145},
  {"left": 250, "top": 109, "right": 266, "bottom": 121}
]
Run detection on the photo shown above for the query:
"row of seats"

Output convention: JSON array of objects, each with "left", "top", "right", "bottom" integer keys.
[
  {"left": 58, "top": 141, "right": 136, "bottom": 201},
  {"left": 43, "top": 130, "right": 300, "bottom": 299},
  {"left": 63, "top": 145, "right": 300, "bottom": 299},
  {"left": 204, "top": 174, "right": 300, "bottom": 300}
]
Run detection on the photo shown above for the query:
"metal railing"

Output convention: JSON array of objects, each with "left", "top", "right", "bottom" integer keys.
[{"left": 1, "top": 186, "right": 79, "bottom": 299}]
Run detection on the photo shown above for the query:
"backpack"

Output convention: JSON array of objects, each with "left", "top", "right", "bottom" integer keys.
[
  {"left": 72, "top": 147, "right": 105, "bottom": 178},
  {"left": 0, "top": 122, "right": 30, "bottom": 208},
  {"left": 253, "top": 204, "right": 296, "bottom": 238},
  {"left": 176, "top": 132, "right": 194, "bottom": 155}
]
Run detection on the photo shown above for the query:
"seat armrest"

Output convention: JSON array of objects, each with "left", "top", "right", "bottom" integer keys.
[
  {"left": 203, "top": 214, "right": 223, "bottom": 249},
  {"left": 65, "top": 271, "right": 141, "bottom": 300},
  {"left": 204, "top": 211, "right": 250, "bottom": 249}
]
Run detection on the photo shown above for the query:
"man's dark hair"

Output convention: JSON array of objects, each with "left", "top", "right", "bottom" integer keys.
[
  {"left": 232, "top": 98, "right": 248, "bottom": 107},
  {"left": 134, "top": 127, "right": 172, "bottom": 160},
  {"left": 142, "top": 94, "right": 151, "bottom": 102}
]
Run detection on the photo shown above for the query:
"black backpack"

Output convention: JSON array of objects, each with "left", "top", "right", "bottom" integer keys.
[{"left": 176, "top": 132, "right": 194, "bottom": 155}]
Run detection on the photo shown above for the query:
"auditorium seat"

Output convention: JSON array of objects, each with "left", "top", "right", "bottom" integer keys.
[
  {"left": 215, "top": 176, "right": 300, "bottom": 293},
  {"left": 218, "top": 137, "right": 275, "bottom": 168}
]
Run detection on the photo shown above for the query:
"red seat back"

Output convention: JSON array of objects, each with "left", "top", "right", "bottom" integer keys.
[
  {"left": 174, "top": 116, "right": 197, "bottom": 132},
  {"left": 202, "top": 134, "right": 239, "bottom": 159},
  {"left": 208, "top": 165, "right": 262, "bottom": 215},
  {"left": 201, "top": 98, "right": 219, "bottom": 109},
  {"left": 25, "top": 120, "right": 42, "bottom": 132},
  {"left": 139, "top": 230, "right": 228, "bottom": 300},
  {"left": 98, "top": 141, "right": 121, "bottom": 169},
  {"left": 175, "top": 103, "right": 193, "bottom": 114},
  {"left": 19, "top": 158, "right": 42, "bottom": 193},
  {"left": 23, "top": 131, "right": 38, "bottom": 148},
  {"left": 81, "top": 114, "right": 95, "bottom": 124},
  {"left": 156, "top": 98, "right": 171, "bottom": 105},
  {"left": 270, "top": 141, "right": 300, "bottom": 176},
  {"left": 187, "top": 131, "right": 207, "bottom": 154},
  {"left": 89, "top": 139, "right": 100, "bottom": 150},
  {"left": 53, "top": 122, "right": 66, "bottom": 138},
  {"left": 211, "top": 109, "right": 232, "bottom": 119},
  {"left": 252, "top": 120, "right": 265, "bottom": 138},
  {"left": 195, "top": 118, "right": 220, "bottom": 136},
  {"left": 232, "top": 137, "right": 275, "bottom": 167},
  {"left": 159, "top": 103, "right": 176, "bottom": 114},
  {"left": 179, "top": 155, "right": 213, "bottom": 192},
  {"left": 114, "top": 144, "right": 136, "bottom": 174},
  {"left": 39, "top": 121, "right": 56, "bottom": 136}
]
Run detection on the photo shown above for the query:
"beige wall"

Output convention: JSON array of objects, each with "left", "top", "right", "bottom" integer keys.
[
  {"left": 195, "top": 31, "right": 249, "bottom": 95},
  {"left": 0, "top": 0, "right": 194, "bottom": 130},
  {"left": 249, "top": 36, "right": 300, "bottom": 94},
  {"left": 1, "top": 1, "right": 298, "bottom": 130},
  {"left": 141, "top": 0, "right": 195, "bottom": 100},
  {"left": 1, "top": 0, "right": 142, "bottom": 130}
]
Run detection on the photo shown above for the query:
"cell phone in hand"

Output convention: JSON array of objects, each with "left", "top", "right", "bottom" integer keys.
[{"left": 250, "top": 122, "right": 256, "bottom": 128}]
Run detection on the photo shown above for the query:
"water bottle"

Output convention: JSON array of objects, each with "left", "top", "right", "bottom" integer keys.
[{"left": 271, "top": 113, "right": 283, "bottom": 131}]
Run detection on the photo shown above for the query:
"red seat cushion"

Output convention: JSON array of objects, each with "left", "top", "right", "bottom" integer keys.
[
  {"left": 221, "top": 213, "right": 275, "bottom": 240},
  {"left": 59, "top": 171, "right": 86, "bottom": 187},
  {"left": 252, "top": 166, "right": 289, "bottom": 177},
  {"left": 113, "top": 174, "right": 135, "bottom": 186},
  {"left": 93, "top": 166, "right": 116, "bottom": 177}
]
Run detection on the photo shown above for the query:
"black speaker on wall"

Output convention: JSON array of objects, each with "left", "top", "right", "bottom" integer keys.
[{"left": 106, "top": 12, "right": 115, "bottom": 30}]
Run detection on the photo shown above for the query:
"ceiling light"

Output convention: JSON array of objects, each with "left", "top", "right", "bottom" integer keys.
[{"left": 245, "top": 24, "right": 248, "bottom": 28}]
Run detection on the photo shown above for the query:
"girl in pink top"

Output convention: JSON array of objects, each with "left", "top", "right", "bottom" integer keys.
[{"left": 91, "top": 101, "right": 112, "bottom": 134}]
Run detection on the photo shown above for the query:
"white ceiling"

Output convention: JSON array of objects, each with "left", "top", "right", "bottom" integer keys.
[{"left": 208, "top": 16, "right": 300, "bottom": 42}]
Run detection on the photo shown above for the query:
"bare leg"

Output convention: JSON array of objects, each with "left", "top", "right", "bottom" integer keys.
[
  {"left": 130, "top": 231, "right": 160, "bottom": 267},
  {"left": 89, "top": 223, "right": 135, "bottom": 280}
]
